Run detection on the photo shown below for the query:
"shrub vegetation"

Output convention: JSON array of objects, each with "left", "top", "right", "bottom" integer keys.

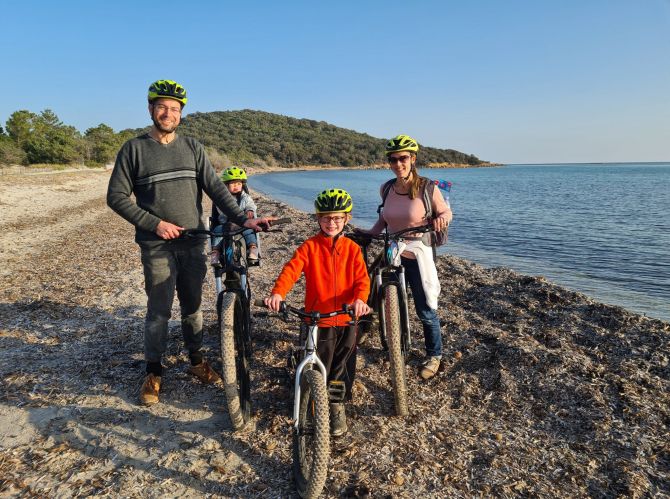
[{"left": 1, "top": 108, "right": 485, "bottom": 168}]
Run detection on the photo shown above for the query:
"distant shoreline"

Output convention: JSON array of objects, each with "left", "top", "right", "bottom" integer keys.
[
  {"left": 0, "top": 161, "right": 501, "bottom": 177},
  {"left": 246, "top": 161, "right": 500, "bottom": 175}
]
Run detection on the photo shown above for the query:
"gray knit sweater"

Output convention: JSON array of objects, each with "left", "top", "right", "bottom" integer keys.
[{"left": 107, "top": 133, "right": 246, "bottom": 248}]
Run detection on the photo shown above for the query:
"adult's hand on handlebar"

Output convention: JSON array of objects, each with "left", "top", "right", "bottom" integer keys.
[
  {"left": 351, "top": 299, "right": 371, "bottom": 319},
  {"left": 431, "top": 216, "right": 450, "bottom": 232},
  {"left": 244, "top": 216, "right": 278, "bottom": 232},
  {"left": 155, "top": 220, "right": 185, "bottom": 240},
  {"left": 264, "top": 294, "right": 283, "bottom": 312}
]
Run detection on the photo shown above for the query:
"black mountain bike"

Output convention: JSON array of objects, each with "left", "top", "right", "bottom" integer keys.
[
  {"left": 348, "top": 224, "right": 433, "bottom": 416},
  {"left": 183, "top": 219, "right": 287, "bottom": 430},
  {"left": 256, "top": 300, "right": 355, "bottom": 499}
]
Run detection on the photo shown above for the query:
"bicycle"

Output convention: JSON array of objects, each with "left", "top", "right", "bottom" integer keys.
[
  {"left": 255, "top": 299, "right": 356, "bottom": 499},
  {"left": 182, "top": 219, "right": 288, "bottom": 430},
  {"left": 348, "top": 224, "right": 433, "bottom": 416}
]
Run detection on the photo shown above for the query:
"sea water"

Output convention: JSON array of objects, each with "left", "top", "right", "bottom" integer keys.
[{"left": 249, "top": 163, "right": 670, "bottom": 322}]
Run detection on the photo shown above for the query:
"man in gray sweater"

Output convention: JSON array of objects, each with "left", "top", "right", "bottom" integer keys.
[{"left": 107, "top": 79, "right": 272, "bottom": 406}]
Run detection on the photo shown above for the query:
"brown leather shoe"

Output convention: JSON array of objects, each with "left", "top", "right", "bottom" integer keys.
[
  {"left": 247, "top": 244, "right": 259, "bottom": 261},
  {"left": 140, "top": 373, "right": 161, "bottom": 405},
  {"left": 420, "top": 357, "right": 441, "bottom": 380},
  {"left": 188, "top": 360, "right": 222, "bottom": 384}
]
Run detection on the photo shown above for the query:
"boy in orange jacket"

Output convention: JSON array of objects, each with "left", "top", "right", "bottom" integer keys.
[{"left": 264, "top": 188, "right": 370, "bottom": 436}]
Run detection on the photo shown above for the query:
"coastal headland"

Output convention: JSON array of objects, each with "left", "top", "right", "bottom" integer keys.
[{"left": 0, "top": 170, "right": 667, "bottom": 497}]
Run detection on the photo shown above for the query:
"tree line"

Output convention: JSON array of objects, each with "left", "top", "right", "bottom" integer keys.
[
  {"left": 0, "top": 108, "right": 486, "bottom": 168},
  {"left": 0, "top": 109, "right": 135, "bottom": 167}
]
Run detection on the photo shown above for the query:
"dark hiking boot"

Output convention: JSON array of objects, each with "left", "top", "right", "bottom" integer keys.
[{"left": 330, "top": 403, "right": 348, "bottom": 437}]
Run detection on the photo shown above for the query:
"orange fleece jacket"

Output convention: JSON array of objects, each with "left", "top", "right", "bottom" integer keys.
[{"left": 271, "top": 232, "right": 370, "bottom": 327}]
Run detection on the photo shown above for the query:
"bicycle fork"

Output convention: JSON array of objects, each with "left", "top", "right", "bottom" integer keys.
[
  {"left": 215, "top": 269, "right": 247, "bottom": 295},
  {"left": 397, "top": 267, "right": 412, "bottom": 351},
  {"left": 375, "top": 266, "right": 412, "bottom": 352},
  {"left": 293, "top": 324, "right": 327, "bottom": 430}
]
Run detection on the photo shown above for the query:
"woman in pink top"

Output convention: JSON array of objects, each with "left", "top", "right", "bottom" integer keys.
[{"left": 361, "top": 135, "right": 452, "bottom": 380}]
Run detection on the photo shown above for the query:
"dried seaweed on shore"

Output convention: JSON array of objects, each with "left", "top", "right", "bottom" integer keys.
[{"left": 1, "top": 173, "right": 668, "bottom": 498}]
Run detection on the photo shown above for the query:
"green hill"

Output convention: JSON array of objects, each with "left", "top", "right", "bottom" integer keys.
[{"left": 172, "top": 109, "right": 485, "bottom": 168}]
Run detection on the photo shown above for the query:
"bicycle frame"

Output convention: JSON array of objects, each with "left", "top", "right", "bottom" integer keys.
[
  {"left": 181, "top": 220, "right": 289, "bottom": 430},
  {"left": 264, "top": 303, "right": 353, "bottom": 430},
  {"left": 351, "top": 225, "right": 432, "bottom": 353},
  {"left": 213, "top": 228, "right": 250, "bottom": 299},
  {"left": 181, "top": 219, "right": 290, "bottom": 335},
  {"left": 374, "top": 265, "right": 412, "bottom": 353}
]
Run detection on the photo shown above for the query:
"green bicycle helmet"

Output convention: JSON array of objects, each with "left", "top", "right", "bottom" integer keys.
[
  {"left": 314, "top": 188, "right": 353, "bottom": 213},
  {"left": 385, "top": 134, "right": 419, "bottom": 155},
  {"left": 148, "top": 79, "right": 188, "bottom": 106},
  {"left": 221, "top": 167, "right": 248, "bottom": 182}
]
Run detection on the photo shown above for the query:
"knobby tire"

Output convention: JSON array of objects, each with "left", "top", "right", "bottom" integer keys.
[
  {"left": 293, "top": 369, "right": 330, "bottom": 499},
  {"left": 219, "top": 292, "right": 251, "bottom": 430},
  {"left": 383, "top": 285, "right": 409, "bottom": 416}
]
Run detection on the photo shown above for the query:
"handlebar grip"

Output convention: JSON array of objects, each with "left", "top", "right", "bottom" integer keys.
[
  {"left": 180, "top": 229, "right": 211, "bottom": 238},
  {"left": 271, "top": 217, "right": 292, "bottom": 225}
]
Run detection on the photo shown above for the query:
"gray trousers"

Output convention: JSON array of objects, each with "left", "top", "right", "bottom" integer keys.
[{"left": 140, "top": 244, "right": 207, "bottom": 363}]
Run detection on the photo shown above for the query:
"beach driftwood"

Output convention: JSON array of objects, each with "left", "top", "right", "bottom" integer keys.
[{"left": 0, "top": 171, "right": 668, "bottom": 497}]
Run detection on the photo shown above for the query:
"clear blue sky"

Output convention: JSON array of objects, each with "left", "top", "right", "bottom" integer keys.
[{"left": 3, "top": 0, "right": 669, "bottom": 164}]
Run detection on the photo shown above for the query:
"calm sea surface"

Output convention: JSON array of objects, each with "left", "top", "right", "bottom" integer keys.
[{"left": 248, "top": 163, "right": 670, "bottom": 322}]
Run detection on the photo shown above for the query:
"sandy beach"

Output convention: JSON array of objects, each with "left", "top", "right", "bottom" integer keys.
[{"left": 0, "top": 169, "right": 668, "bottom": 497}]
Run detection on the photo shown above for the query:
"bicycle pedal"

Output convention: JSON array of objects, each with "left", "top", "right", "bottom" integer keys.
[{"left": 328, "top": 380, "right": 346, "bottom": 402}]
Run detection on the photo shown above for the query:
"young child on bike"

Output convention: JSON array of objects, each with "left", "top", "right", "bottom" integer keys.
[
  {"left": 264, "top": 188, "right": 370, "bottom": 437},
  {"left": 210, "top": 167, "right": 259, "bottom": 265}
]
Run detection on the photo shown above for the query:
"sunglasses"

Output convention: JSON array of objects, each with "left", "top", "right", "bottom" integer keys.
[{"left": 388, "top": 155, "right": 412, "bottom": 164}]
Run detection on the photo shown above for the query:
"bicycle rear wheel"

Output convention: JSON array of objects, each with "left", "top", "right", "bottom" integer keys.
[
  {"left": 293, "top": 368, "right": 330, "bottom": 499},
  {"left": 219, "top": 292, "right": 252, "bottom": 430},
  {"left": 383, "top": 285, "right": 409, "bottom": 416}
]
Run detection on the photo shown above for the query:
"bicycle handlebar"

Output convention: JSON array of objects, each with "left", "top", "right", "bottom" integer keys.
[
  {"left": 253, "top": 299, "right": 354, "bottom": 323},
  {"left": 181, "top": 217, "right": 292, "bottom": 239},
  {"left": 348, "top": 223, "right": 433, "bottom": 243}
]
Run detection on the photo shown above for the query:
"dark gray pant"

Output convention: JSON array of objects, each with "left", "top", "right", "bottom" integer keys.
[
  {"left": 140, "top": 244, "right": 207, "bottom": 363},
  {"left": 317, "top": 326, "right": 357, "bottom": 401}
]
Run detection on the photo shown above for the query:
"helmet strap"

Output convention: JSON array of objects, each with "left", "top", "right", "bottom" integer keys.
[{"left": 401, "top": 165, "right": 416, "bottom": 182}]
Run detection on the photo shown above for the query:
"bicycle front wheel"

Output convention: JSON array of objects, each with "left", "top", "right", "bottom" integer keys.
[
  {"left": 293, "top": 369, "right": 330, "bottom": 499},
  {"left": 219, "top": 292, "right": 251, "bottom": 430},
  {"left": 383, "top": 285, "right": 409, "bottom": 416}
]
